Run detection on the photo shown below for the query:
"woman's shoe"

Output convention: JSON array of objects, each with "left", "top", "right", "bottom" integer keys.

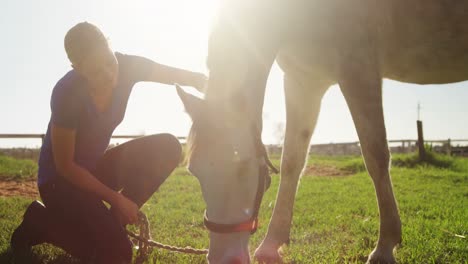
[{"left": 10, "top": 200, "right": 47, "bottom": 262}]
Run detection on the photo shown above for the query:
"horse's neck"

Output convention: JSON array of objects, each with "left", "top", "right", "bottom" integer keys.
[{"left": 205, "top": 0, "right": 284, "bottom": 130}]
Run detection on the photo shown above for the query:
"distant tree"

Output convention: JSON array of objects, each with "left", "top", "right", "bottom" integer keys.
[{"left": 273, "top": 122, "right": 285, "bottom": 145}]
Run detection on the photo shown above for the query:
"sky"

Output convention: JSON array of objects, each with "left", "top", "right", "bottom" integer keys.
[{"left": 1, "top": 0, "right": 467, "bottom": 148}]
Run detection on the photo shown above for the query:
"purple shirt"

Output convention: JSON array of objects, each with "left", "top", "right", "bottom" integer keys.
[{"left": 38, "top": 52, "right": 153, "bottom": 186}]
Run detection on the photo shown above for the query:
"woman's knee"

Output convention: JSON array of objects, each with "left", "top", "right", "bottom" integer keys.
[{"left": 150, "top": 133, "right": 182, "bottom": 167}]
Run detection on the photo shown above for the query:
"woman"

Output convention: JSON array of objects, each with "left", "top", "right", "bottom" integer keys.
[{"left": 10, "top": 22, "right": 206, "bottom": 263}]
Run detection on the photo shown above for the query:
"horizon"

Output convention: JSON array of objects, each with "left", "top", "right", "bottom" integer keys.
[{"left": 1, "top": 0, "right": 468, "bottom": 148}]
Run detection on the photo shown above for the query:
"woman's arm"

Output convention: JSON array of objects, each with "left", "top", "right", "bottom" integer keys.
[
  {"left": 129, "top": 55, "right": 207, "bottom": 91},
  {"left": 51, "top": 124, "right": 139, "bottom": 224},
  {"left": 148, "top": 62, "right": 206, "bottom": 87}
]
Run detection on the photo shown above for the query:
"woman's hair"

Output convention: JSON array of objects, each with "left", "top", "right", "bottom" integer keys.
[{"left": 64, "top": 22, "right": 109, "bottom": 65}]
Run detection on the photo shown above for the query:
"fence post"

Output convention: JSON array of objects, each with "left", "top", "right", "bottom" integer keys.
[
  {"left": 417, "top": 120, "right": 426, "bottom": 160},
  {"left": 446, "top": 138, "right": 451, "bottom": 156}
]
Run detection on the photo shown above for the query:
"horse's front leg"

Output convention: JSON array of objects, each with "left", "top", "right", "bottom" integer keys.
[
  {"left": 339, "top": 61, "right": 401, "bottom": 264},
  {"left": 255, "top": 73, "right": 330, "bottom": 263}
]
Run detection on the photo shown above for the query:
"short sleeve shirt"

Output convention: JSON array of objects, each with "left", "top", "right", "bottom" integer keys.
[{"left": 38, "top": 52, "right": 155, "bottom": 186}]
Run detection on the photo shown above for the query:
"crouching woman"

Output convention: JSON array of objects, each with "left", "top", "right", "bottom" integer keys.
[{"left": 11, "top": 22, "right": 206, "bottom": 263}]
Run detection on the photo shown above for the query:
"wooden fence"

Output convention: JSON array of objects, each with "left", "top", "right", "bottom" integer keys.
[
  {"left": 0, "top": 134, "right": 186, "bottom": 161},
  {"left": 266, "top": 139, "right": 468, "bottom": 156},
  {"left": 0, "top": 134, "right": 186, "bottom": 145},
  {"left": 1, "top": 134, "right": 467, "bottom": 159}
]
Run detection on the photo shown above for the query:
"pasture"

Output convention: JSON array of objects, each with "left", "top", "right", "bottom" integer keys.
[{"left": 0, "top": 152, "right": 466, "bottom": 263}]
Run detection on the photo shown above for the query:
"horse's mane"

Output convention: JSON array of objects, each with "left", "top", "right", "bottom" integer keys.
[
  {"left": 185, "top": 122, "right": 198, "bottom": 163},
  {"left": 185, "top": 106, "right": 217, "bottom": 162}
]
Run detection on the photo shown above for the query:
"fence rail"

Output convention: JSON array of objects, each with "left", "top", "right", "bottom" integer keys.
[
  {"left": 1, "top": 134, "right": 467, "bottom": 158},
  {"left": 0, "top": 134, "right": 187, "bottom": 144},
  {"left": 1, "top": 133, "right": 467, "bottom": 146},
  {"left": 0, "top": 134, "right": 188, "bottom": 161}
]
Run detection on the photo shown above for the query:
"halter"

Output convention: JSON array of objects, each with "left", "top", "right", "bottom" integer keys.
[{"left": 203, "top": 128, "right": 279, "bottom": 234}]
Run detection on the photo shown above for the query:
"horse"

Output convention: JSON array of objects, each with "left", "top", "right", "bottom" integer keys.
[{"left": 176, "top": 0, "right": 468, "bottom": 263}]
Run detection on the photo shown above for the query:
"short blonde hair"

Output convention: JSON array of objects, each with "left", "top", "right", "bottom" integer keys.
[{"left": 64, "top": 22, "right": 109, "bottom": 65}]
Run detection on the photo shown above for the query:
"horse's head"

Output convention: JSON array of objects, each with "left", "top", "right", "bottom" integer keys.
[{"left": 177, "top": 83, "right": 276, "bottom": 263}]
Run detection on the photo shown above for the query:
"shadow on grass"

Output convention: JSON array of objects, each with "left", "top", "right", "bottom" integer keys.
[
  {"left": 0, "top": 247, "right": 80, "bottom": 264},
  {"left": 0, "top": 249, "right": 13, "bottom": 264}
]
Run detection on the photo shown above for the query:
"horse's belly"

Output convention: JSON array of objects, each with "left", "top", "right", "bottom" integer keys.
[
  {"left": 383, "top": 48, "right": 468, "bottom": 84},
  {"left": 278, "top": 0, "right": 468, "bottom": 85},
  {"left": 277, "top": 44, "right": 338, "bottom": 82},
  {"left": 278, "top": 39, "right": 468, "bottom": 85},
  {"left": 379, "top": 0, "right": 468, "bottom": 84}
]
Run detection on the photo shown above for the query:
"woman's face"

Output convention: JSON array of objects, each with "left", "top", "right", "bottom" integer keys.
[{"left": 73, "top": 46, "right": 118, "bottom": 91}]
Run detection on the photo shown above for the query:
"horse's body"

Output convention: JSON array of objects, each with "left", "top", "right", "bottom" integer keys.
[
  {"left": 177, "top": 1, "right": 468, "bottom": 263},
  {"left": 278, "top": 0, "right": 468, "bottom": 84}
]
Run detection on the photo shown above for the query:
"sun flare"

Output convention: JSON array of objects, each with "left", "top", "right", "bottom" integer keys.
[{"left": 146, "top": 0, "right": 219, "bottom": 32}]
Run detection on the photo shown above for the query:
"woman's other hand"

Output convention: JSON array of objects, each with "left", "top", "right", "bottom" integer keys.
[{"left": 112, "top": 193, "right": 139, "bottom": 225}]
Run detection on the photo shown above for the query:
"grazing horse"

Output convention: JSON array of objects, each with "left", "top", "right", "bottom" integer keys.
[{"left": 177, "top": 0, "right": 468, "bottom": 263}]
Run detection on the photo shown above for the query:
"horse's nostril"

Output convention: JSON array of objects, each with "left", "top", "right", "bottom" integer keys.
[{"left": 228, "top": 256, "right": 243, "bottom": 264}]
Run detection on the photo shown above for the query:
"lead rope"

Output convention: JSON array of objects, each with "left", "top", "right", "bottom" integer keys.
[{"left": 126, "top": 211, "right": 208, "bottom": 264}]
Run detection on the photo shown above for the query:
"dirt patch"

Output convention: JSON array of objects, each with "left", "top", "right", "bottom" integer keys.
[
  {"left": 0, "top": 178, "right": 39, "bottom": 198},
  {"left": 0, "top": 165, "right": 352, "bottom": 198},
  {"left": 304, "top": 164, "right": 353, "bottom": 177}
]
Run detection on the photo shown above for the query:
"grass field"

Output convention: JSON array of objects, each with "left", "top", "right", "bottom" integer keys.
[
  {"left": 0, "top": 155, "right": 37, "bottom": 181},
  {"left": 0, "top": 152, "right": 467, "bottom": 263}
]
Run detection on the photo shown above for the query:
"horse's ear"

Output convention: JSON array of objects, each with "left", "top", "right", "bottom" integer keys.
[{"left": 176, "top": 84, "right": 203, "bottom": 120}]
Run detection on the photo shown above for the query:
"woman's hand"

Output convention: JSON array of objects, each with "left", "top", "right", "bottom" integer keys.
[{"left": 112, "top": 193, "right": 139, "bottom": 225}]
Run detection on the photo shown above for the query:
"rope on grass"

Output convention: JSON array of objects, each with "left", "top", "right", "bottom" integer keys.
[{"left": 126, "top": 211, "right": 208, "bottom": 263}]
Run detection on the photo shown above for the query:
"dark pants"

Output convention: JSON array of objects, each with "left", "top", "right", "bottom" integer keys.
[{"left": 38, "top": 134, "right": 182, "bottom": 263}]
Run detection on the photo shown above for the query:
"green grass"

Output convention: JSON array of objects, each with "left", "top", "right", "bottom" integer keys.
[
  {"left": 0, "top": 154, "right": 467, "bottom": 263},
  {"left": 0, "top": 154, "right": 37, "bottom": 181}
]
